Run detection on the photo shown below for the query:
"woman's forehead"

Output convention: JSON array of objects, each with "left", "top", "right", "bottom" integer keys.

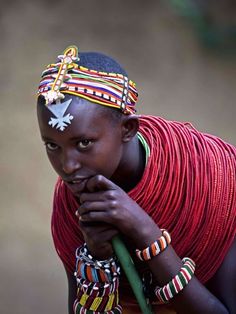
[{"left": 37, "top": 96, "right": 115, "bottom": 137}]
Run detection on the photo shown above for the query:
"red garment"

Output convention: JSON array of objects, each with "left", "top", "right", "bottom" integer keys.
[{"left": 51, "top": 115, "right": 236, "bottom": 284}]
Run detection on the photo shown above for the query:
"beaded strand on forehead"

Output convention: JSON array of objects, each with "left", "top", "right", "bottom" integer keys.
[{"left": 51, "top": 115, "right": 236, "bottom": 284}]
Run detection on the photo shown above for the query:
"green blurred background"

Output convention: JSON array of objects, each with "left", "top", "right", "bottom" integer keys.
[{"left": 0, "top": 1, "right": 235, "bottom": 313}]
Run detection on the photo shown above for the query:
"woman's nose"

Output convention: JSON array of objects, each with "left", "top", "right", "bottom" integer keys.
[{"left": 62, "top": 150, "right": 81, "bottom": 174}]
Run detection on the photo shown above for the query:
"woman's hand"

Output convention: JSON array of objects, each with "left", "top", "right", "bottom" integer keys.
[
  {"left": 77, "top": 174, "right": 159, "bottom": 250},
  {"left": 78, "top": 219, "right": 118, "bottom": 259}
]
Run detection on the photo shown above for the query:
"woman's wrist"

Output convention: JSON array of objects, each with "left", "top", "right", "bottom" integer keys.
[{"left": 131, "top": 217, "right": 162, "bottom": 249}]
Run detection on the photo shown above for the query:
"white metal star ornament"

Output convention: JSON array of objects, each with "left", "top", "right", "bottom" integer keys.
[{"left": 47, "top": 99, "right": 74, "bottom": 131}]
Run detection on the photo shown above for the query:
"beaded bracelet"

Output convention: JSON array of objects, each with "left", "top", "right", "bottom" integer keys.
[
  {"left": 75, "top": 277, "right": 121, "bottom": 312},
  {"left": 74, "top": 244, "right": 121, "bottom": 283},
  {"left": 74, "top": 243, "right": 122, "bottom": 313},
  {"left": 155, "top": 257, "right": 196, "bottom": 303},
  {"left": 74, "top": 300, "right": 123, "bottom": 314},
  {"left": 136, "top": 229, "right": 171, "bottom": 261},
  {"left": 76, "top": 289, "right": 119, "bottom": 311},
  {"left": 76, "top": 277, "right": 120, "bottom": 297}
]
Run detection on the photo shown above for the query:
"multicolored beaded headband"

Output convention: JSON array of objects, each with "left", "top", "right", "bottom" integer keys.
[{"left": 37, "top": 45, "right": 138, "bottom": 115}]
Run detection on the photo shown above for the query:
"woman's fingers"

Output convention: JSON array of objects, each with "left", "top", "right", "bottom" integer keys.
[{"left": 86, "top": 175, "right": 117, "bottom": 193}]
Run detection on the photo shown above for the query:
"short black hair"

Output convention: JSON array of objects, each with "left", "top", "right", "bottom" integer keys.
[{"left": 78, "top": 52, "right": 128, "bottom": 76}]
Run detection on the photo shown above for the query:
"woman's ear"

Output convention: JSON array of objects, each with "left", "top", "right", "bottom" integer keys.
[{"left": 121, "top": 115, "right": 140, "bottom": 142}]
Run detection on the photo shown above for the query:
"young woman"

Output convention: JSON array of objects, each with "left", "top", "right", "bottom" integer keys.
[{"left": 37, "top": 45, "right": 236, "bottom": 314}]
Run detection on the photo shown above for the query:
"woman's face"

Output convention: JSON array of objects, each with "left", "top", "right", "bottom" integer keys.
[{"left": 37, "top": 96, "right": 125, "bottom": 197}]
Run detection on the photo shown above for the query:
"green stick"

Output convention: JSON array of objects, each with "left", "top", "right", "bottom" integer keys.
[{"left": 112, "top": 235, "right": 153, "bottom": 314}]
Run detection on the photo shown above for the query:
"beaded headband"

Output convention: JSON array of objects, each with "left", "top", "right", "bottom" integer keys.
[{"left": 37, "top": 45, "right": 138, "bottom": 115}]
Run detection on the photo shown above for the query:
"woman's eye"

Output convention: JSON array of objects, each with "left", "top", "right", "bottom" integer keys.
[
  {"left": 77, "top": 140, "right": 92, "bottom": 149},
  {"left": 45, "top": 142, "right": 58, "bottom": 151}
]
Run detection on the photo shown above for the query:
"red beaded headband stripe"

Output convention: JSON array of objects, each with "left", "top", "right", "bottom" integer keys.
[{"left": 37, "top": 45, "right": 138, "bottom": 114}]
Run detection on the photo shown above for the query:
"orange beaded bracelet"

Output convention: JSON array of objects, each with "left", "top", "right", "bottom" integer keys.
[{"left": 136, "top": 229, "right": 171, "bottom": 261}]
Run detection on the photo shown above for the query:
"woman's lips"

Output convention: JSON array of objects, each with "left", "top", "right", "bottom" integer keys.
[{"left": 65, "top": 178, "right": 88, "bottom": 195}]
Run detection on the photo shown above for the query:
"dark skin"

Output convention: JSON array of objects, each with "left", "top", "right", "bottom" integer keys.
[{"left": 37, "top": 95, "right": 236, "bottom": 314}]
